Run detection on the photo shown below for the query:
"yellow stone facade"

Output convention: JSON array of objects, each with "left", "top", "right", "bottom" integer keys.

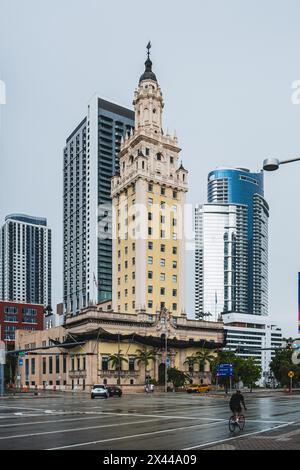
[
  {"left": 15, "top": 306, "right": 224, "bottom": 392},
  {"left": 111, "top": 48, "right": 188, "bottom": 316}
]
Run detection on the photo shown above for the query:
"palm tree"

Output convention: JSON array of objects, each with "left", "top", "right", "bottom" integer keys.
[
  {"left": 44, "top": 305, "right": 52, "bottom": 316},
  {"left": 108, "top": 351, "right": 128, "bottom": 385},
  {"left": 135, "top": 347, "right": 157, "bottom": 384},
  {"left": 183, "top": 355, "right": 197, "bottom": 373},
  {"left": 283, "top": 337, "right": 298, "bottom": 350},
  {"left": 195, "top": 349, "right": 216, "bottom": 374},
  {"left": 196, "top": 312, "right": 213, "bottom": 320}
]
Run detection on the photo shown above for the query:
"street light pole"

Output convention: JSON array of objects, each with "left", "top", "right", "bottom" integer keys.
[
  {"left": 117, "top": 332, "right": 121, "bottom": 387},
  {"left": 0, "top": 340, "right": 5, "bottom": 397},
  {"left": 263, "top": 157, "right": 300, "bottom": 172},
  {"left": 164, "top": 330, "right": 168, "bottom": 393}
]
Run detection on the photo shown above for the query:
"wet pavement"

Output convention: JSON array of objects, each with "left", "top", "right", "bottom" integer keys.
[{"left": 0, "top": 391, "right": 299, "bottom": 450}]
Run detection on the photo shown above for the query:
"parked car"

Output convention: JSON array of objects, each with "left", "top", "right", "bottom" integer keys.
[
  {"left": 91, "top": 384, "right": 109, "bottom": 399},
  {"left": 186, "top": 384, "right": 212, "bottom": 394},
  {"left": 106, "top": 386, "right": 122, "bottom": 397}
]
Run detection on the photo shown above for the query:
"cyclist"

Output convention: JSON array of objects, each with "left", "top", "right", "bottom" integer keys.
[{"left": 229, "top": 390, "right": 247, "bottom": 422}]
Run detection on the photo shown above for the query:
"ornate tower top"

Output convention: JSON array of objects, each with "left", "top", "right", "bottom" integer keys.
[
  {"left": 133, "top": 42, "right": 164, "bottom": 134},
  {"left": 112, "top": 42, "right": 187, "bottom": 198},
  {"left": 139, "top": 41, "right": 157, "bottom": 84}
]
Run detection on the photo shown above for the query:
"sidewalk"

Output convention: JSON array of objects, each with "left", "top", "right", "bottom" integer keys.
[{"left": 204, "top": 423, "right": 300, "bottom": 450}]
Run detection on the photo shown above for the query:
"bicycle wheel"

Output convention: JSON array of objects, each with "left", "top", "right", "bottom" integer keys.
[
  {"left": 238, "top": 414, "right": 245, "bottom": 430},
  {"left": 228, "top": 416, "right": 236, "bottom": 432}
]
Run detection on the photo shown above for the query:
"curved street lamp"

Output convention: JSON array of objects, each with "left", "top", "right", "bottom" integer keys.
[{"left": 263, "top": 157, "right": 300, "bottom": 171}]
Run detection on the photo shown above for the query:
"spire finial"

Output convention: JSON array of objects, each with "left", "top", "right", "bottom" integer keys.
[
  {"left": 139, "top": 42, "right": 157, "bottom": 83},
  {"left": 146, "top": 41, "right": 151, "bottom": 59}
]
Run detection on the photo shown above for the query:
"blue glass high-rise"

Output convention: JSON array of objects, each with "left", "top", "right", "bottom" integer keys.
[{"left": 207, "top": 167, "right": 269, "bottom": 315}]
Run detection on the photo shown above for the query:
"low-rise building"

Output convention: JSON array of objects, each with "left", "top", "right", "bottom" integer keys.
[
  {"left": 15, "top": 306, "right": 224, "bottom": 392},
  {"left": 0, "top": 301, "right": 44, "bottom": 348},
  {"left": 223, "top": 312, "right": 283, "bottom": 386}
]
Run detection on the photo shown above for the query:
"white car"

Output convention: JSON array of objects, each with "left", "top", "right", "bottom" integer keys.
[{"left": 91, "top": 384, "right": 109, "bottom": 399}]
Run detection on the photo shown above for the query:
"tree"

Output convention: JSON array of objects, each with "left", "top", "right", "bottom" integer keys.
[
  {"left": 4, "top": 345, "right": 17, "bottom": 386},
  {"left": 239, "top": 357, "right": 261, "bottom": 391},
  {"left": 108, "top": 351, "right": 128, "bottom": 385},
  {"left": 135, "top": 347, "right": 157, "bottom": 384},
  {"left": 167, "top": 367, "right": 188, "bottom": 388},
  {"left": 183, "top": 355, "right": 197, "bottom": 371},
  {"left": 44, "top": 305, "right": 53, "bottom": 316},
  {"left": 196, "top": 312, "right": 213, "bottom": 320},
  {"left": 270, "top": 349, "right": 299, "bottom": 387},
  {"left": 211, "top": 351, "right": 244, "bottom": 390},
  {"left": 183, "top": 355, "right": 197, "bottom": 383},
  {"left": 195, "top": 349, "right": 216, "bottom": 372}
]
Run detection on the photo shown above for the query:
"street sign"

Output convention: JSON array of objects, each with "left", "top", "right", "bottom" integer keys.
[
  {"left": 288, "top": 371, "right": 295, "bottom": 378},
  {"left": 19, "top": 352, "right": 25, "bottom": 357},
  {"left": 216, "top": 363, "right": 233, "bottom": 377},
  {"left": 166, "top": 357, "right": 171, "bottom": 367},
  {"left": 19, "top": 359, "right": 23, "bottom": 366},
  {"left": 0, "top": 342, "right": 5, "bottom": 365}
]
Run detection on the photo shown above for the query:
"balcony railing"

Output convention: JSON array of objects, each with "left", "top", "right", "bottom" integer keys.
[
  {"left": 185, "top": 371, "right": 211, "bottom": 379},
  {"left": 98, "top": 369, "right": 139, "bottom": 378},
  {"left": 69, "top": 370, "right": 87, "bottom": 379}
]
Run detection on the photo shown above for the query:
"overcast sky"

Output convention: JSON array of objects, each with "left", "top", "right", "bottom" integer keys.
[{"left": 1, "top": 0, "right": 300, "bottom": 337}]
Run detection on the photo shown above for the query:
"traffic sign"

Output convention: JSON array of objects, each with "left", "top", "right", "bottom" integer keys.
[
  {"left": 216, "top": 363, "right": 233, "bottom": 377},
  {"left": 19, "top": 351, "right": 25, "bottom": 357},
  {"left": 0, "top": 341, "right": 5, "bottom": 365},
  {"left": 288, "top": 371, "right": 295, "bottom": 378},
  {"left": 19, "top": 359, "right": 23, "bottom": 366},
  {"left": 166, "top": 357, "right": 171, "bottom": 367},
  {"left": 0, "top": 350, "right": 5, "bottom": 365}
]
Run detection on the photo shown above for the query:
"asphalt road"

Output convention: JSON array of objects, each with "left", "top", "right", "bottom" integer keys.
[{"left": 0, "top": 391, "right": 299, "bottom": 450}]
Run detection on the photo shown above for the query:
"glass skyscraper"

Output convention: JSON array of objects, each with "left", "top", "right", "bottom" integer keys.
[
  {"left": 63, "top": 97, "right": 134, "bottom": 316},
  {"left": 195, "top": 167, "right": 269, "bottom": 318}
]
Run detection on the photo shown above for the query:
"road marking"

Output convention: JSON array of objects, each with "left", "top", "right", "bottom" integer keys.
[
  {"left": 77, "top": 411, "right": 291, "bottom": 425},
  {"left": 80, "top": 411, "right": 227, "bottom": 421},
  {"left": 182, "top": 422, "right": 294, "bottom": 450},
  {"left": 0, "top": 405, "right": 48, "bottom": 412},
  {"left": 47, "top": 421, "right": 223, "bottom": 450},
  {"left": 0, "top": 413, "right": 144, "bottom": 428},
  {"left": 0, "top": 418, "right": 162, "bottom": 440}
]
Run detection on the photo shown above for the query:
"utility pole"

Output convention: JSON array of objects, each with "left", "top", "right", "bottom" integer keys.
[
  {"left": 165, "top": 330, "right": 168, "bottom": 393},
  {"left": 0, "top": 340, "right": 5, "bottom": 397},
  {"left": 118, "top": 332, "right": 121, "bottom": 386}
]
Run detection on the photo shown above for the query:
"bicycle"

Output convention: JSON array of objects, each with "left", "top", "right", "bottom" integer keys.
[{"left": 228, "top": 413, "right": 245, "bottom": 432}]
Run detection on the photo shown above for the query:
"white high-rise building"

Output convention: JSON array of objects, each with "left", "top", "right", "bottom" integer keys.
[
  {"left": 223, "top": 312, "right": 283, "bottom": 386},
  {"left": 0, "top": 214, "right": 51, "bottom": 307},
  {"left": 63, "top": 97, "right": 134, "bottom": 316},
  {"left": 195, "top": 203, "right": 248, "bottom": 320}
]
